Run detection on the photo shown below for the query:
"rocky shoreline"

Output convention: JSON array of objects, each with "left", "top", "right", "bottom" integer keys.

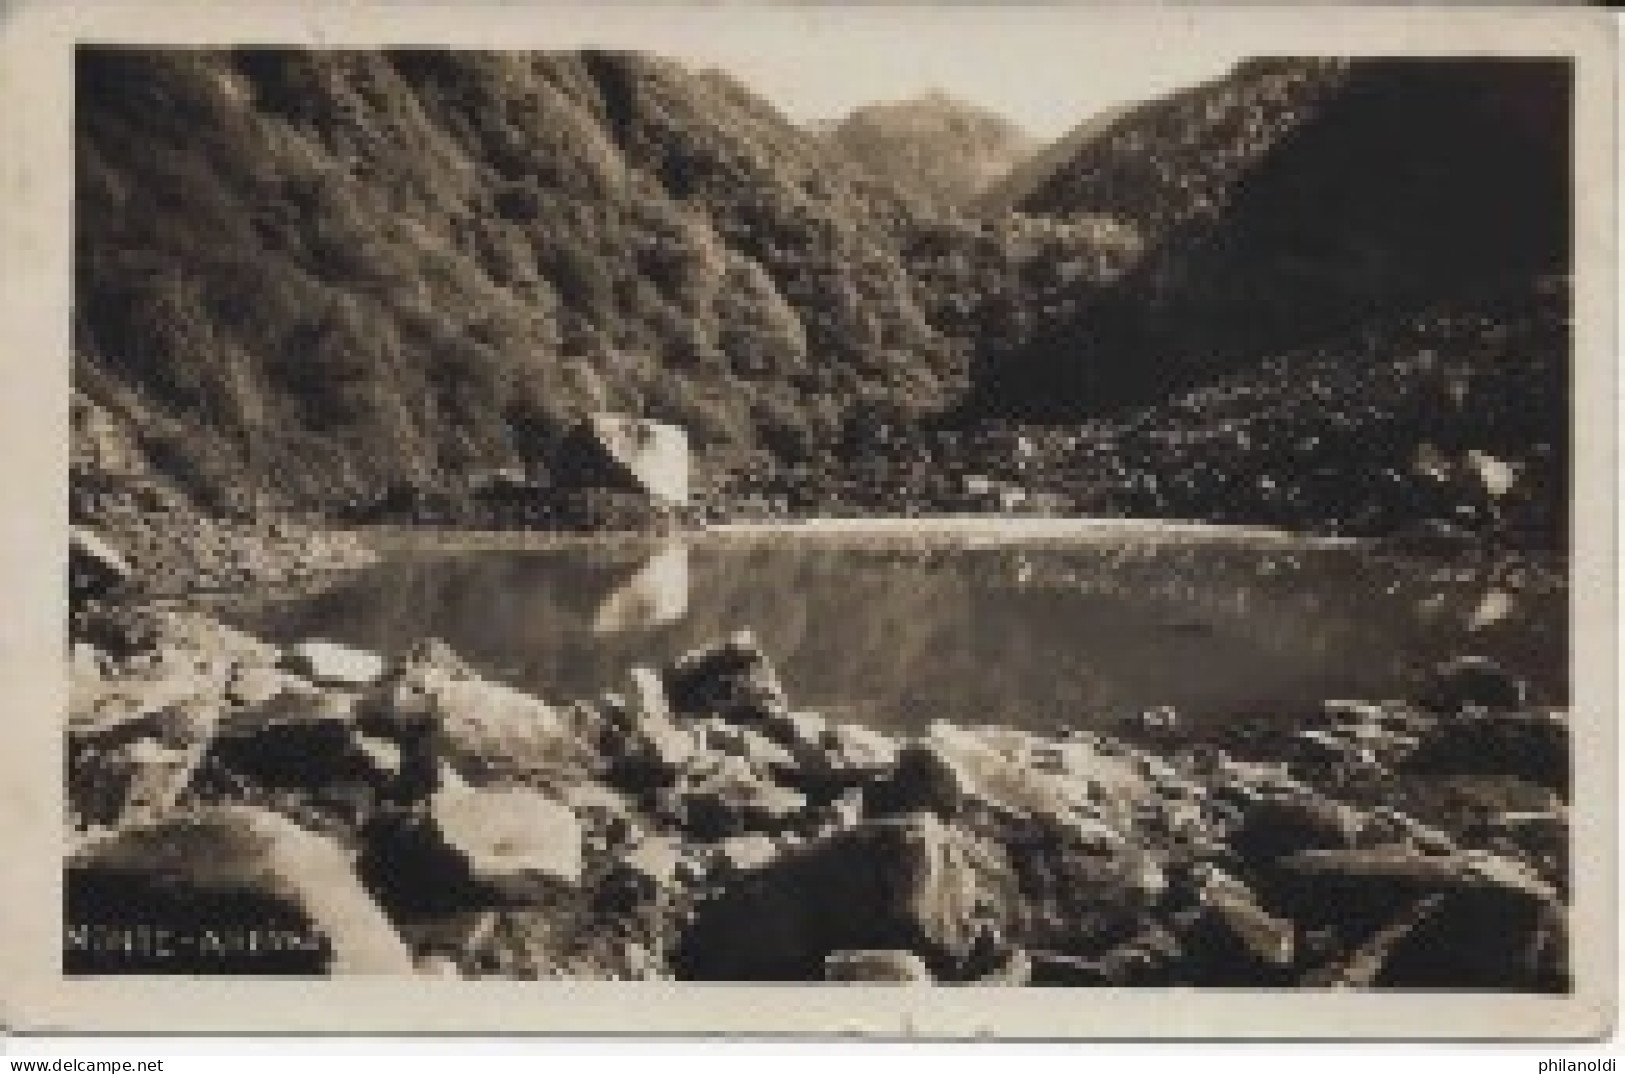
[{"left": 67, "top": 598, "right": 1568, "bottom": 987}]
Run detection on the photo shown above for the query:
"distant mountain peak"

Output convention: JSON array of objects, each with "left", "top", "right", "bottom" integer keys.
[{"left": 821, "top": 93, "right": 1034, "bottom": 212}]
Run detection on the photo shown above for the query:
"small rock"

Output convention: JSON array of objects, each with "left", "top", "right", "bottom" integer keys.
[
  {"left": 824, "top": 949, "right": 934, "bottom": 983},
  {"left": 283, "top": 641, "right": 384, "bottom": 689},
  {"left": 225, "top": 664, "right": 302, "bottom": 707},
  {"left": 415, "top": 954, "right": 463, "bottom": 978},
  {"left": 677, "top": 757, "right": 807, "bottom": 838},
  {"left": 824, "top": 722, "right": 898, "bottom": 771},
  {"left": 619, "top": 835, "right": 682, "bottom": 890},
  {"left": 603, "top": 669, "right": 695, "bottom": 788},
  {"left": 663, "top": 630, "right": 788, "bottom": 724},
  {"left": 1422, "top": 656, "right": 1528, "bottom": 713},
  {"left": 714, "top": 834, "right": 779, "bottom": 875}
]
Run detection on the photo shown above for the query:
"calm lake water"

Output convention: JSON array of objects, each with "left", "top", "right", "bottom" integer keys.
[{"left": 222, "top": 528, "right": 1568, "bottom": 734}]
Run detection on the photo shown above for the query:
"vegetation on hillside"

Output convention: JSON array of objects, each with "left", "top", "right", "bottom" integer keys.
[
  {"left": 821, "top": 91, "right": 1035, "bottom": 214},
  {"left": 75, "top": 50, "right": 1572, "bottom": 545},
  {"left": 968, "top": 58, "right": 1570, "bottom": 420},
  {"left": 75, "top": 48, "right": 970, "bottom": 508}
]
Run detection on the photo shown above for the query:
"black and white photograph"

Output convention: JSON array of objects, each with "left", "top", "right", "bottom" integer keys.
[{"left": 6, "top": 0, "right": 1616, "bottom": 1041}]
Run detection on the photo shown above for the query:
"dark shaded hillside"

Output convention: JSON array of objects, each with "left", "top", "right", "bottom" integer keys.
[
  {"left": 75, "top": 48, "right": 963, "bottom": 510},
  {"left": 968, "top": 58, "right": 1571, "bottom": 420},
  {"left": 991, "top": 59, "right": 1350, "bottom": 239},
  {"left": 822, "top": 92, "right": 1035, "bottom": 214}
]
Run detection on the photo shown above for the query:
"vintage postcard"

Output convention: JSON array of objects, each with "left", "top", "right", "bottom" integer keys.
[{"left": 0, "top": 0, "right": 1615, "bottom": 1040}]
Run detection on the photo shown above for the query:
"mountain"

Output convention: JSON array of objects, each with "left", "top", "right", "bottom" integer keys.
[
  {"left": 821, "top": 92, "right": 1035, "bottom": 213},
  {"left": 975, "top": 100, "right": 1133, "bottom": 217},
  {"left": 74, "top": 48, "right": 968, "bottom": 510},
  {"left": 967, "top": 58, "right": 1572, "bottom": 419},
  {"left": 987, "top": 59, "right": 1350, "bottom": 241}
]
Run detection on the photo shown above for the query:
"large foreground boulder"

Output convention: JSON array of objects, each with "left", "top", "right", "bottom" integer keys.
[
  {"left": 675, "top": 813, "right": 1011, "bottom": 981},
  {"left": 361, "top": 786, "right": 583, "bottom": 913},
  {"left": 66, "top": 807, "right": 413, "bottom": 974},
  {"left": 1277, "top": 847, "right": 1568, "bottom": 991}
]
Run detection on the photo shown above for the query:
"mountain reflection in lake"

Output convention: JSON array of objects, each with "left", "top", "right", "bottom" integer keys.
[{"left": 222, "top": 534, "right": 1567, "bottom": 734}]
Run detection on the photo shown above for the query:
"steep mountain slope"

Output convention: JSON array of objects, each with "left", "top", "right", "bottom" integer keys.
[
  {"left": 822, "top": 92, "right": 1035, "bottom": 214},
  {"left": 986, "top": 59, "right": 1350, "bottom": 240},
  {"left": 967, "top": 58, "right": 1571, "bottom": 419},
  {"left": 75, "top": 48, "right": 964, "bottom": 509},
  {"left": 975, "top": 101, "right": 1132, "bottom": 217}
]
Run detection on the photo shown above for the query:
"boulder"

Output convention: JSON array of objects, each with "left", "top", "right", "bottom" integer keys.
[
  {"left": 283, "top": 641, "right": 384, "bottom": 689},
  {"left": 618, "top": 836, "right": 681, "bottom": 890},
  {"left": 361, "top": 787, "right": 583, "bottom": 912},
  {"left": 675, "top": 755, "right": 807, "bottom": 838},
  {"left": 1372, "top": 888, "right": 1568, "bottom": 991},
  {"left": 1229, "top": 793, "right": 1364, "bottom": 865},
  {"left": 68, "top": 698, "right": 218, "bottom": 830},
  {"left": 564, "top": 413, "right": 691, "bottom": 505},
  {"left": 603, "top": 668, "right": 696, "bottom": 788},
  {"left": 663, "top": 631, "right": 789, "bottom": 724},
  {"left": 361, "top": 646, "right": 578, "bottom": 785},
  {"left": 1422, "top": 656, "right": 1528, "bottom": 713},
  {"left": 883, "top": 723, "right": 1137, "bottom": 829},
  {"left": 997, "top": 828, "right": 1166, "bottom": 956},
  {"left": 65, "top": 806, "right": 413, "bottom": 974},
  {"left": 676, "top": 814, "right": 1011, "bottom": 981},
  {"left": 712, "top": 834, "right": 780, "bottom": 875},
  {"left": 1299, "top": 893, "right": 1445, "bottom": 988},
  {"left": 207, "top": 689, "right": 399, "bottom": 796},
  {"left": 225, "top": 664, "right": 305, "bottom": 708},
  {"left": 866, "top": 741, "right": 972, "bottom": 821},
  {"left": 1268, "top": 845, "right": 1560, "bottom": 938},
  {"left": 824, "top": 949, "right": 934, "bottom": 983},
  {"left": 1182, "top": 865, "right": 1296, "bottom": 983},
  {"left": 1401, "top": 710, "right": 1569, "bottom": 792},
  {"left": 692, "top": 718, "right": 796, "bottom": 770},
  {"left": 824, "top": 721, "right": 898, "bottom": 771}
]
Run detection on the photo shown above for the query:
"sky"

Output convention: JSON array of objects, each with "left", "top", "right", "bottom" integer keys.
[{"left": 472, "top": 6, "right": 1253, "bottom": 139}]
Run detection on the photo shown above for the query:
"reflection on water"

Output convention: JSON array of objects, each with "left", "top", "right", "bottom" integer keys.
[
  {"left": 591, "top": 542, "right": 689, "bottom": 635},
  {"left": 224, "top": 533, "right": 1567, "bottom": 734}
]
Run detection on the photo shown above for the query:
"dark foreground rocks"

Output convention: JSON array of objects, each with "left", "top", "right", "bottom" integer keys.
[
  {"left": 65, "top": 607, "right": 1570, "bottom": 988},
  {"left": 66, "top": 806, "right": 414, "bottom": 974}
]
